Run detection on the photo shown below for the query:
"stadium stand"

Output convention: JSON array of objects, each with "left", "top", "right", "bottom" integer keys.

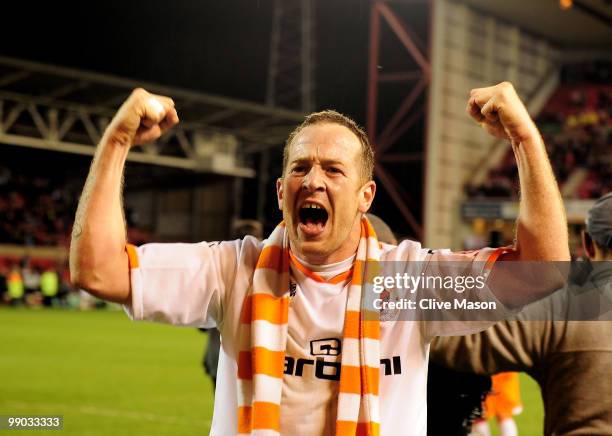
[
  {"left": 0, "top": 162, "right": 151, "bottom": 306},
  {"left": 0, "top": 166, "right": 76, "bottom": 247}
]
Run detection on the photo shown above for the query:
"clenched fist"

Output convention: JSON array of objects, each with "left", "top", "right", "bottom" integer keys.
[
  {"left": 467, "top": 82, "right": 539, "bottom": 145},
  {"left": 103, "top": 88, "right": 179, "bottom": 147}
]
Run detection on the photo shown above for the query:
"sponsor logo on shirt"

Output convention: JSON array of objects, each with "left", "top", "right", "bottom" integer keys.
[
  {"left": 310, "top": 338, "right": 341, "bottom": 356},
  {"left": 284, "top": 338, "right": 402, "bottom": 381}
]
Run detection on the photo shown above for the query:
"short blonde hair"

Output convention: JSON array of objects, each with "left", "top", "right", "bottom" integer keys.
[{"left": 282, "top": 110, "right": 375, "bottom": 182}]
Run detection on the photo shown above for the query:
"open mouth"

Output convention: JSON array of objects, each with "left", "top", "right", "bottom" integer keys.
[{"left": 298, "top": 203, "right": 329, "bottom": 236}]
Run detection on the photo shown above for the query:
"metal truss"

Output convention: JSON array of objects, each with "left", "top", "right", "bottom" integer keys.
[
  {"left": 266, "top": 0, "right": 315, "bottom": 112},
  {"left": 367, "top": 1, "right": 430, "bottom": 240},
  {"left": 249, "top": 0, "right": 316, "bottom": 224},
  {"left": 0, "top": 56, "right": 305, "bottom": 177}
]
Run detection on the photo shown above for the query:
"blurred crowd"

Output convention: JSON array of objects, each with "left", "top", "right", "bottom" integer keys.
[
  {"left": 0, "top": 166, "right": 148, "bottom": 309},
  {"left": 0, "top": 165, "right": 151, "bottom": 248},
  {"left": 0, "top": 167, "right": 78, "bottom": 247},
  {"left": 467, "top": 62, "right": 612, "bottom": 199},
  {"left": 0, "top": 256, "right": 96, "bottom": 308}
]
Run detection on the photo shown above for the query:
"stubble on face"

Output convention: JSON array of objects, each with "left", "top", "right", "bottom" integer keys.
[{"left": 277, "top": 123, "right": 374, "bottom": 264}]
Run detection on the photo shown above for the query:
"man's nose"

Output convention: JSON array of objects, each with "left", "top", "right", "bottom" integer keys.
[{"left": 302, "top": 167, "right": 325, "bottom": 192}]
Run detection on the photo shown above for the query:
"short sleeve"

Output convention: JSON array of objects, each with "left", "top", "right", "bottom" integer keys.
[
  {"left": 428, "top": 246, "right": 509, "bottom": 274},
  {"left": 123, "top": 239, "right": 243, "bottom": 328},
  {"left": 384, "top": 242, "right": 517, "bottom": 339},
  {"left": 423, "top": 247, "right": 519, "bottom": 338}
]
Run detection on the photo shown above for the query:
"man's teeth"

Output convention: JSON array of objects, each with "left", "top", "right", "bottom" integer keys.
[{"left": 302, "top": 204, "right": 323, "bottom": 209}]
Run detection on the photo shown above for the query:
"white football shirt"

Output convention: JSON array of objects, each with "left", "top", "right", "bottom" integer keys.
[{"left": 124, "top": 237, "right": 509, "bottom": 435}]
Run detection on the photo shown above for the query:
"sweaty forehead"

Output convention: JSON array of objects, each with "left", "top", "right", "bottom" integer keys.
[{"left": 289, "top": 123, "right": 361, "bottom": 162}]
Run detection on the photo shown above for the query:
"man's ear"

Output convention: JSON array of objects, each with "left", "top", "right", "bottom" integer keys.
[
  {"left": 358, "top": 180, "right": 376, "bottom": 213},
  {"left": 276, "top": 178, "right": 284, "bottom": 210},
  {"left": 582, "top": 230, "right": 595, "bottom": 259}
]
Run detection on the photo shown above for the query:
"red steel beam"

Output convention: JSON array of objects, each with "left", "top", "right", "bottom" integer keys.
[
  {"left": 377, "top": 78, "right": 427, "bottom": 153},
  {"left": 367, "top": 1, "right": 431, "bottom": 238},
  {"left": 379, "top": 107, "right": 425, "bottom": 153},
  {"left": 367, "top": 4, "right": 381, "bottom": 144},
  {"left": 377, "top": 2, "right": 430, "bottom": 74}
]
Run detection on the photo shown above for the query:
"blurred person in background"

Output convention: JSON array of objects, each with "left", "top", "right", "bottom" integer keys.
[
  {"left": 364, "top": 213, "right": 397, "bottom": 246},
  {"left": 431, "top": 192, "right": 612, "bottom": 436},
  {"left": 0, "top": 259, "right": 8, "bottom": 303},
  {"left": 471, "top": 372, "right": 522, "bottom": 436},
  {"left": 71, "top": 83, "right": 569, "bottom": 436},
  {"left": 40, "top": 266, "right": 59, "bottom": 307},
  {"left": 21, "top": 258, "right": 40, "bottom": 297},
  {"left": 7, "top": 265, "right": 24, "bottom": 306}
]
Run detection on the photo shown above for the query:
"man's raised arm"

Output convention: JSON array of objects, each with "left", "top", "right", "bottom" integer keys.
[
  {"left": 69, "top": 89, "right": 179, "bottom": 304},
  {"left": 467, "top": 82, "right": 570, "bottom": 307}
]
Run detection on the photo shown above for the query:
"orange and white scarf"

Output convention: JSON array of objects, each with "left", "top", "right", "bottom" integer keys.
[{"left": 237, "top": 217, "right": 381, "bottom": 436}]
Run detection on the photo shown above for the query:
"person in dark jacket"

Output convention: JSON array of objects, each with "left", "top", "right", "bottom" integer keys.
[{"left": 431, "top": 193, "right": 612, "bottom": 435}]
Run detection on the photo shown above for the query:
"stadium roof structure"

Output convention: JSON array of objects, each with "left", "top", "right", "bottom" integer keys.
[
  {"left": 463, "top": 0, "right": 612, "bottom": 51},
  {"left": 0, "top": 56, "right": 306, "bottom": 177}
]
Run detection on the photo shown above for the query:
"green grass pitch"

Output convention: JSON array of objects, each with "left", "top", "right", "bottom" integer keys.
[
  {"left": 0, "top": 308, "right": 544, "bottom": 435},
  {"left": 0, "top": 308, "right": 214, "bottom": 435}
]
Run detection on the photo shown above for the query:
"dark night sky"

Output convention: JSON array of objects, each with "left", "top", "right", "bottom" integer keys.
[
  {"left": 0, "top": 0, "right": 430, "bottom": 238},
  {"left": 0, "top": 0, "right": 429, "bottom": 122}
]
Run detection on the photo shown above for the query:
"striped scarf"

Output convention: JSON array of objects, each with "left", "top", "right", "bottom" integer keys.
[{"left": 236, "top": 217, "right": 382, "bottom": 436}]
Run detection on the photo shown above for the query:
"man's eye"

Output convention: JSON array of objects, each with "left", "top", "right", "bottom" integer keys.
[
  {"left": 292, "top": 166, "right": 306, "bottom": 173},
  {"left": 327, "top": 167, "right": 342, "bottom": 174}
]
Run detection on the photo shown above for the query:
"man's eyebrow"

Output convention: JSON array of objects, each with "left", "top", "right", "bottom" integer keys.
[{"left": 289, "top": 157, "right": 346, "bottom": 166}]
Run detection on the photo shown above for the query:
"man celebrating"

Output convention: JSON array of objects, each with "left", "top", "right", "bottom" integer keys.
[{"left": 70, "top": 83, "right": 569, "bottom": 435}]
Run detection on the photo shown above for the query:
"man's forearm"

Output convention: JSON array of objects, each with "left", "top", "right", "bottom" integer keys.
[
  {"left": 70, "top": 139, "right": 131, "bottom": 303},
  {"left": 492, "top": 132, "right": 570, "bottom": 307},
  {"left": 512, "top": 131, "right": 569, "bottom": 261}
]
